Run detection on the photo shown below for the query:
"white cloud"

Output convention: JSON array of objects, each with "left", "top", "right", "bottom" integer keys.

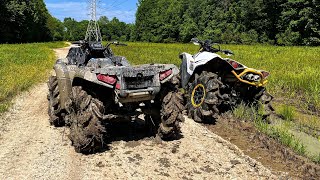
[{"left": 46, "top": 2, "right": 136, "bottom": 23}]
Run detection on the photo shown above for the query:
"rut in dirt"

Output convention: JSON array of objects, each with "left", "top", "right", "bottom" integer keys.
[{"left": 206, "top": 113, "right": 320, "bottom": 179}]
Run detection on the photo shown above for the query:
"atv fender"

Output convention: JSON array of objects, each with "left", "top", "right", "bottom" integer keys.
[
  {"left": 179, "top": 52, "right": 223, "bottom": 88},
  {"left": 54, "top": 62, "right": 73, "bottom": 110},
  {"left": 160, "top": 64, "right": 180, "bottom": 84},
  {"left": 179, "top": 53, "right": 192, "bottom": 88}
]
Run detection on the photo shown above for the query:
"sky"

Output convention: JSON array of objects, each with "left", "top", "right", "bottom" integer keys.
[{"left": 44, "top": 0, "right": 138, "bottom": 23}]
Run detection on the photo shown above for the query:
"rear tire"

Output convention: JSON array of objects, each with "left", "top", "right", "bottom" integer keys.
[
  {"left": 47, "top": 76, "right": 65, "bottom": 127},
  {"left": 68, "top": 86, "right": 106, "bottom": 153},
  {"left": 186, "top": 71, "right": 222, "bottom": 123},
  {"left": 157, "top": 77, "right": 184, "bottom": 140}
]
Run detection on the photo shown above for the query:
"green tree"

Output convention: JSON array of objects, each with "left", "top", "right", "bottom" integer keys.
[
  {"left": 0, "top": 0, "right": 54, "bottom": 43},
  {"left": 277, "top": 0, "right": 320, "bottom": 45},
  {"left": 135, "top": 0, "right": 320, "bottom": 45}
]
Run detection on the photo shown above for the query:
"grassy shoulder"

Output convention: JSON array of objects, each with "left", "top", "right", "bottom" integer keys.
[
  {"left": 233, "top": 103, "right": 320, "bottom": 164},
  {"left": 113, "top": 42, "right": 320, "bottom": 113},
  {"left": 0, "top": 42, "right": 67, "bottom": 113}
]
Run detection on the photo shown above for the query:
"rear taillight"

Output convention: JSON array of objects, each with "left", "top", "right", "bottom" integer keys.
[
  {"left": 97, "top": 74, "right": 117, "bottom": 85},
  {"left": 159, "top": 69, "right": 173, "bottom": 81},
  {"left": 228, "top": 60, "right": 239, "bottom": 69},
  {"left": 261, "top": 71, "right": 270, "bottom": 79},
  {"left": 115, "top": 83, "right": 121, "bottom": 90}
]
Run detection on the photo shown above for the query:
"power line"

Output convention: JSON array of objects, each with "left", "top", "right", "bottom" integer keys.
[
  {"left": 104, "top": 0, "right": 130, "bottom": 11},
  {"left": 85, "top": 0, "right": 102, "bottom": 42}
]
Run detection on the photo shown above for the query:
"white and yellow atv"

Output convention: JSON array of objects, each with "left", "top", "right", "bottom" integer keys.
[{"left": 179, "top": 38, "right": 273, "bottom": 123}]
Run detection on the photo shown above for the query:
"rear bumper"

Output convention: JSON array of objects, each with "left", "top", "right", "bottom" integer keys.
[{"left": 118, "top": 87, "right": 160, "bottom": 103}]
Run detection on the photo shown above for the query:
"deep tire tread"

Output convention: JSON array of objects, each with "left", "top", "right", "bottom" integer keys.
[
  {"left": 157, "top": 78, "right": 184, "bottom": 140},
  {"left": 48, "top": 76, "right": 65, "bottom": 127},
  {"left": 187, "top": 71, "right": 222, "bottom": 123},
  {"left": 69, "top": 86, "right": 106, "bottom": 154}
]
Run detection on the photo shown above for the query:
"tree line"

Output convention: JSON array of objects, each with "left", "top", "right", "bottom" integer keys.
[
  {"left": 0, "top": 0, "right": 133, "bottom": 43},
  {"left": 1, "top": 0, "right": 319, "bottom": 46},
  {"left": 0, "top": 0, "right": 52, "bottom": 43},
  {"left": 57, "top": 16, "right": 133, "bottom": 42},
  {"left": 135, "top": 0, "right": 320, "bottom": 46}
]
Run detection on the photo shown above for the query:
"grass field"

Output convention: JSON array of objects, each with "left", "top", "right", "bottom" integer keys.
[
  {"left": 112, "top": 42, "right": 320, "bottom": 113},
  {"left": 0, "top": 42, "right": 67, "bottom": 113}
]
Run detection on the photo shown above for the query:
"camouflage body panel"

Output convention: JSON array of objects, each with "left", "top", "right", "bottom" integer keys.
[{"left": 54, "top": 57, "right": 179, "bottom": 109}]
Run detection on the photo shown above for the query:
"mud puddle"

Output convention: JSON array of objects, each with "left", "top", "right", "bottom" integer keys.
[{"left": 205, "top": 113, "right": 320, "bottom": 179}]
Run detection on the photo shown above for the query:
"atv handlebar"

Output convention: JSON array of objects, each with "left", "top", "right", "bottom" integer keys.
[
  {"left": 191, "top": 38, "right": 234, "bottom": 56},
  {"left": 107, "top": 41, "right": 128, "bottom": 48}
]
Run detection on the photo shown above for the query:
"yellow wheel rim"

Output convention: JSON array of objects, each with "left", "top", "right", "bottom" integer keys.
[{"left": 191, "top": 84, "right": 206, "bottom": 108}]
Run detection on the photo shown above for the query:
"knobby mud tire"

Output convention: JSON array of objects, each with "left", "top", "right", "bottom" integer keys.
[
  {"left": 186, "top": 71, "right": 222, "bottom": 123},
  {"left": 157, "top": 77, "right": 185, "bottom": 140},
  {"left": 47, "top": 76, "right": 65, "bottom": 127},
  {"left": 254, "top": 88, "right": 274, "bottom": 120},
  {"left": 69, "top": 86, "right": 106, "bottom": 153}
]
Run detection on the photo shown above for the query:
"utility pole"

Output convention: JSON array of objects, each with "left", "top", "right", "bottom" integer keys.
[{"left": 85, "top": 0, "right": 102, "bottom": 42}]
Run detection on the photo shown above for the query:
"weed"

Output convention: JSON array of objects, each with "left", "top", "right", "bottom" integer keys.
[
  {"left": 278, "top": 105, "right": 296, "bottom": 121},
  {"left": 0, "top": 42, "right": 67, "bottom": 113},
  {"left": 313, "top": 153, "right": 320, "bottom": 164},
  {"left": 233, "top": 104, "right": 306, "bottom": 156}
]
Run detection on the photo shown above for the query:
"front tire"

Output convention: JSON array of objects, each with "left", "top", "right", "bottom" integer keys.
[
  {"left": 158, "top": 91, "right": 184, "bottom": 139},
  {"left": 157, "top": 77, "right": 184, "bottom": 140},
  {"left": 68, "top": 86, "right": 106, "bottom": 153},
  {"left": 186, "top": 71, "right": 222, "bottom": 123},
  {"left": 47, "top": 76, "right": 65, "bottom": 127},
  {"left": 253, "top": 88, "right": 274, "bottom": 120}
]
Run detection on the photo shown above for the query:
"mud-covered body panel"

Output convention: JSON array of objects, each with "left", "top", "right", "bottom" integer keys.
[
  {"left": 54, "top": 58, "right": 179, "bottom": 108},
  {"left": 179, "top": 51, "right": 267, "bottom": 89}
]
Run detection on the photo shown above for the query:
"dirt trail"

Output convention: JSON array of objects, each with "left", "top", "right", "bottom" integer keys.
[{"left": 0, "top": 47, "right": 277, "bottom": 179}]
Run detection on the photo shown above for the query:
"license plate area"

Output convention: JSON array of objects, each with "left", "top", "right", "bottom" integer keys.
[{"left": 124, "top": 76, "right": 154, "bottom": 89}]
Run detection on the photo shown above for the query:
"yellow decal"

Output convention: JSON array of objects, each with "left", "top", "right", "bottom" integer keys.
[{"left": 191, "top": 84, "right": 206, "bottom": 108}]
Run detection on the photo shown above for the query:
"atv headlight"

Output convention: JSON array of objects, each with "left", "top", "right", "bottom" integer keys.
[{"left": 244, "top": 73, "right": 261, "bottom": 82}]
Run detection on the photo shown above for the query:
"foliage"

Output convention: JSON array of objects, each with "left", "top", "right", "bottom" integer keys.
[
  {"left": 135, "top": 0, "right": 320, "bottom": 45},
  {"left": 99, "top": 16, "right": 133, "bottom": 42},
  {"left": 313, "top": 153, "right": 320, "bottom": 164},
  {"left": 0, "top": 1, "right": 133, "bottom": 43},
  {"left": 48, "top": 16, "right": 133, "bottom": 42},
  {"left": 278, "top": 105, "right": 296, "bottom": 121},
  {"left": 0, "top": 42, "right": 67, "bottom": 113},
  {"left": 63, "top": 18, "right": 89, "bottom": 41},
  {"left": 0, "top": 0, "right": 53, "bottom": 43}
]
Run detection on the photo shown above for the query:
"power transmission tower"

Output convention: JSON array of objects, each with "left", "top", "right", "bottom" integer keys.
[{"left": 85, "top": 0, "right": 102, "bottom": 42}]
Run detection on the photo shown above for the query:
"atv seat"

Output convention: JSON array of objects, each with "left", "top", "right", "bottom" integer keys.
[{"left": 111, "top": 56, "right": 130, "bottom": 66}]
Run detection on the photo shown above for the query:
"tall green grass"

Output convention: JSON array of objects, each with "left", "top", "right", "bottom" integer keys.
[
  {"left": 278, "top": 105, "right": 296, "bottom": 121},
  {"left": 112, "top": 42, "right": 320, "bottom": 112},
  {"left": 233, "top": 103, "right": 306, "bottom": 156},
  {"left": 0, "top": 42, "right": 67, "bottom": 113}
]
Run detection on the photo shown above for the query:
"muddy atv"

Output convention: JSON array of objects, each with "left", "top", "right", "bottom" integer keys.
[
  {"left": 179, "top": 38, "right": 273, "bottom": 123},
  {"left": 47, "top": 40, "right": 184, "bottom": 153}
]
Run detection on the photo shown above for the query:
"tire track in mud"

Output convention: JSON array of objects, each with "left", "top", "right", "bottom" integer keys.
[{"left": 0, "top": 47, "right": 278, "bottom": 179}]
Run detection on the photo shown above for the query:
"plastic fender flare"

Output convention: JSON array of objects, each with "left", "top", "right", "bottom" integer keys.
[
  {"left": 54, "top": 62, "right": 73, "bottom": 110},
  {"left": 160, "top": 64, "right": 180, "bottom": 84},
  {"left": 183, "top": 57, "right": 220, "bottom": 88}
]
